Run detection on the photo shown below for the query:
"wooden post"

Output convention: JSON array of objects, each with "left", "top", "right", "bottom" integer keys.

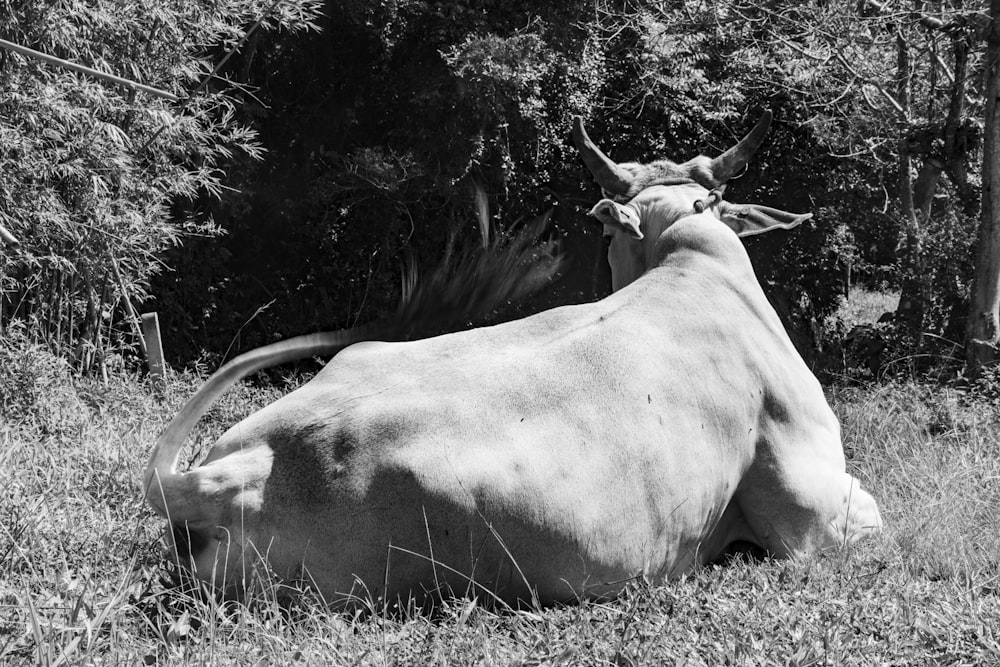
[{"left": 141, "top": 312, "right": 166, "bottom": 395}]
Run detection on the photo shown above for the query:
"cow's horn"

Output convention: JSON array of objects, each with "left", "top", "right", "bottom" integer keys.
[
  {"left": 710, "top": 110, "right": 773, "bottom": 183},
  {"left": 572, "top": 116, "right": 635, "bottom": 197}
]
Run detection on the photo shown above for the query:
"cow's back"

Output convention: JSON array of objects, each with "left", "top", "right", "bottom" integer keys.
[{"left": 212, "top": 233, "right": 837, "bottom": 604}]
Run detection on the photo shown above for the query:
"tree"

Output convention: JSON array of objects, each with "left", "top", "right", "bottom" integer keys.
[
  {"left": 722, "top": 1, "right": 992, "bottom": 374},
  {"left": 967, "top": 0, "right": 1000, "bottom": 375},
  {"left": 0, "top": 0, "right": 322, "bottom": 374}
]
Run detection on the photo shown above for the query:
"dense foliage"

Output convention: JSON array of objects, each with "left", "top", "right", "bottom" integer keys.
[
  {"left": 732, "top": 1, "right": 990, "bottom": 374},
  {"left": 1, "top": 0, "right": 997, "bottom": 377},
  {"left": 140, "top": 1, "right": 862, "bottom": 367},
  {"left": 0, "top": 0, "right": 322, "bottom": 373}
]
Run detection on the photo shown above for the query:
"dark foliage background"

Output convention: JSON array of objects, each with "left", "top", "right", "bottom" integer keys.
[{"left": 1, "top": 1, "right": 991, "bottom": 378}]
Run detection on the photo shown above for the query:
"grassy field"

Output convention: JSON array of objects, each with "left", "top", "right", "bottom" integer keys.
[{"left": 2, "top": 297, "right": 1000, "bottom": 665}]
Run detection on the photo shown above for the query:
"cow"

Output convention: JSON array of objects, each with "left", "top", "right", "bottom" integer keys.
[{"left": 143, "top": 111, "right": 882, "bottom": 610}]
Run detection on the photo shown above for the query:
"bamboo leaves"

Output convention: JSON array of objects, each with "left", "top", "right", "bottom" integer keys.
[{"left": 0, "top": 0, "right": 322, "bottom": 373}]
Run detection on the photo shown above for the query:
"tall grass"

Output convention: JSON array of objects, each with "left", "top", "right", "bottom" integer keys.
[{"left": 2, "top": 347, "right": 999, "bottom": 664}]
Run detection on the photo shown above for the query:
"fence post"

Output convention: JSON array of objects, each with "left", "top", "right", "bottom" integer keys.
[{"left": 140, "top": 312, "right": 166, "bottom": 396}]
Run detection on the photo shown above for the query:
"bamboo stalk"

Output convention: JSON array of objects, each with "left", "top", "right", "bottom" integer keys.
[
  {"left": 77, "top": 275, "right": 96, "bottom": 372},
  {"left": 0, "top": 255, "right": 6, "bottom": 329},
  {"left": 108, "top": 254, "right": 147, "bottom": 356},
  {"left": 54, "top": 268, "right": 63, "bottom": 355},
  {"left": 93, "top": 277, "right": 109, "bottom": 373},
  {"left": 101, "top": 295, "right": 115, "bottom": 384},
  {"left": 43, "top": 266, "right": 55, "bottom": 348},
  {"left": 0, "top": 37, "right": 181, "bottom": 102},
  {"left": 67, "top": 271, "right": 76, "bottom": 353}
]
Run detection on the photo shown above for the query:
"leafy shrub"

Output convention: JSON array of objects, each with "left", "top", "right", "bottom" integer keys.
[
  {"left": 0, "top": 323, "right": 86, "bottom": 434},
  {"left": 836, "top": 206, "right": 978, "bottom": 381},
  {"left": 910, "top": 207, "right": 978, "bottom": 346},
  {"left": 971, "top": 362, "right": 1000, "bottom": 405}
]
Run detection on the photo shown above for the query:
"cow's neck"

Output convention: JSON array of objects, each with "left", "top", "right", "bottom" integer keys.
[{"left": 650, "top": 213, "right": 753, "bottom": 273}]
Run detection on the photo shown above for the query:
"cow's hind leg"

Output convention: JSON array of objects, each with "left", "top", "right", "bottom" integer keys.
[
  {"left": 734, "top": 442, "right": 883, "bottom": 558},
  {"left": 698, "top": 497, "right": 771, "bottom": 565}
]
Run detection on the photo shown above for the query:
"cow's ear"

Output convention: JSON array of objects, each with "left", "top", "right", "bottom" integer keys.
[
  {"left": 587, "top": 199, "right": 643, "bottom": 239},
  {"left": 718, "top": 202, "right": 811, "bottom": 238}
]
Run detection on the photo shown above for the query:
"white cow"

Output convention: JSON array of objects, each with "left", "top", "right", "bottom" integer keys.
[{"left": 144, "top": 112, "right": 882, "bottom": 609}]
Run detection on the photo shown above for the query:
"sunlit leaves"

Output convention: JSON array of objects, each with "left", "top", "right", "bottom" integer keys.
[{"left": 0, "top": 0, "right": 322, "bottom": 371}]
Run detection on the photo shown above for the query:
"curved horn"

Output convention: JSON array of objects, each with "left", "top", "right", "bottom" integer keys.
[
  {"left": 143, "top": 329, "right": 372, "bottom": 523},
  {"left": 710, "top": 110, "right": 773, "bottom": 183},
  {"left": 572, "top": 116, "right": 635, "bottom": 196}
]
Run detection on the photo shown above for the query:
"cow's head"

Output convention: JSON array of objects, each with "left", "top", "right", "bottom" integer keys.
[{"left": 573, "top": 112, "right": 810, "bottom": 291}]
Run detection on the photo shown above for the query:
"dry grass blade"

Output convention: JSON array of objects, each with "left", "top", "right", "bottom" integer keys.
[{"left": 393, "top": 209, "right": 562, "bottom": 340}]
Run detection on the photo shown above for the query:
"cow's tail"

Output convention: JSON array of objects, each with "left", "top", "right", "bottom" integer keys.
[{"left": 142, "top": 329, "right": 371, "bottom": 522}]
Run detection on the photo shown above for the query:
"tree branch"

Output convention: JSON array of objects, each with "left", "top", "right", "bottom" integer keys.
[
  {"left": 835, "top": 49, "right": 906, "bottom": 116},
  {"left": 863, "top": 0, "right": 944, "bottom": 32}
]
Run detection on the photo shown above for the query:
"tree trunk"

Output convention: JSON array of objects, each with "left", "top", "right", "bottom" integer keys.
[
  {"left": 944, "top": 37, "right": 976, "bottom": 216},
  {"left": 895, "top": 157, "right": 943, "bottom": 337},
  {"left": 895, "top": 33, "right": 927, "bottom": 334},
  {"left": 967, "top": 0, "right": 1000, "bottom": 376}
]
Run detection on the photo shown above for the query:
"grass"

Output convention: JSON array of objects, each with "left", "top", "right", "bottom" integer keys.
[
  {"left": 2, "top": 338, "right": 1000, "bottom": 664},
  {"left": 836, "top": 285, "right": 899, "bottom": 329}
]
